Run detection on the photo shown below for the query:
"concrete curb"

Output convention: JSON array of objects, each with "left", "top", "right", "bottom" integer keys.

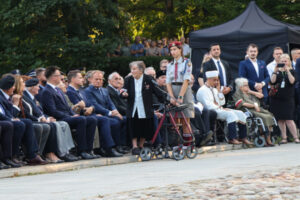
[{"left": 0, "top": 143, "right": 246, "bottom": 179}]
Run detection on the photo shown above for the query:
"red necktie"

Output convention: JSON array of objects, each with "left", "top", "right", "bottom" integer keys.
[{"left": 174, "top": 62, "right": 178, "bottom": 81}]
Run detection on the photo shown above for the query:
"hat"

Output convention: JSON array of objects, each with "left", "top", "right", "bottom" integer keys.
[
  {"left": 156, "top": 70, "right": 166, "bottom": 78},
  {"left": 168, "top": 41, "right": 182, "bottom": 49},
  {"left": 10, "top": 69, "right": 21, "bottom": 75},
  {"left": 26, "top": 69, "right": 37, "bottom": 77},
  {"left": 205, "top": 70, "right": 219, "bottom": 78},
  {"left": 0, "top": 75, "right": 15, "bottom": 90},
  {"left": 25, "top": 78, "right": 39, "bottom": 87}
]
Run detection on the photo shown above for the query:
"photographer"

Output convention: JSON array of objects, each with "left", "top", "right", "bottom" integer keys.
[{"left": 270, "top": 54, "right": 300, "bottom": 144}]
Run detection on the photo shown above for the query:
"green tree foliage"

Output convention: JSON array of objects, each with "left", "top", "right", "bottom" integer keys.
[
  {"left": 119, "top": 0, "right": 299, "bottom": 39},
  {"left": 0, "top": 0, "right": 298, "bottom": 74},
  {"left": 0, "top": 0, "right": 129, "bottom": 73}
]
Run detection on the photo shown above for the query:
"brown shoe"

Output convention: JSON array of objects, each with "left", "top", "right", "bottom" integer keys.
[
  {"left": 27, "top": 155, "right": 48, "bottom": 165},
  {"left": 228, "top": 139, "right": 242, "bottom": 145},
  {"left": 242, "top": 138, "right": 253, "bottom": 145}
]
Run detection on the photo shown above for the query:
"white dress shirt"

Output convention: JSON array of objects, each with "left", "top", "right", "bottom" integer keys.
[
  {"left": 132, "top": 75, "right": 146, "bottom": 118},
  {"left": 250, "top": 59, "right": 259, "bottom": 77},
  {"left": 212, "top": 58, "right": 227, "bottom": 86},
  {"left": 266, "top": 60, "right": 277, "bottom": 78}
]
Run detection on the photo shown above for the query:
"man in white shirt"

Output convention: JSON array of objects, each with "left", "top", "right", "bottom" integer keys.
[
  {"left": 196, "top": 71, "right": 252, "bottom": 145},
  {"left": 291, "top": 48, "right": 300, "bottom": 69},
  {"left": 266, "top": 47, "right": 283, "bottom": 77},
  {"left": 180, "top": 37, "right": 191, "bottom": 57}
]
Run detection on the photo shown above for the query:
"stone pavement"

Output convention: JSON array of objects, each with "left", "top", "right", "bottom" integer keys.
[
  {"left": 0, "top": 143, "right": 243, "bottom": 179},
  {"left": 96, "top": 166, "right": 300, "bottom": 200}
]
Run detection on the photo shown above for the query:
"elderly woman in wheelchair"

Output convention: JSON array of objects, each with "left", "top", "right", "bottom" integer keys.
[{"left": 233, "top": 78, "right": 276, "bottom": 147}]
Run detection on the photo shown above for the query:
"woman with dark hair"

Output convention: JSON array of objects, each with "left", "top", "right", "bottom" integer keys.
[
  {"left": 123, "top": 61, "right": 165, "bottom": 155},
  {"left": 166, "top": 41, "right": 194, "bottom": 146}
]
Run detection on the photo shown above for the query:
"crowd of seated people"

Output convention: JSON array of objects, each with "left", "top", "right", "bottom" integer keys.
[{"left": 0, "top": 42, "right": 300, "bottom": 170}]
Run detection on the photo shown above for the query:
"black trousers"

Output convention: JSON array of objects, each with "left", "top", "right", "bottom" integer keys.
[{"left": 0, "top": 121, "right": 13, "bottom": 159}]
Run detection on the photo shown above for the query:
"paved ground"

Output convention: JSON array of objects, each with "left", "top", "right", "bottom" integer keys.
[{"left": 1, "top": 143, "right": 300, "bottom": 200}]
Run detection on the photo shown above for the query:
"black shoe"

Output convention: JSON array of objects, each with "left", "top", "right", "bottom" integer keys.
[
  {"left": 200, "top": 130, "right": 214, "bottom": 146},
  {"left": 80, "top": 152, "right": 94, "bottom": 160},
  {"left": 115, "top": 146, "right": 127, "bottom": 154},
  {"left": 89, "top": 152, "right": 101, "bottom": 159},
  {"left": 132, "top": 147, "right": 141, "bottom": 155},
  {"left": 0, "top": 161, "right": 10, "bottom": 170},
  {"left": 12, "top": 158, "right": 26, "bottom": 166},
  {"left": 98, "top": 148, "right": 107, "bottom": 157},
  {"left": 3, "top": 159, "right": 21, "bottom": 168},
  {"left": 60, "top": 154, "right": 79, "bottom": 162},
  {"left": 106, "top": 148, "right": 123, "bottom": 157}
]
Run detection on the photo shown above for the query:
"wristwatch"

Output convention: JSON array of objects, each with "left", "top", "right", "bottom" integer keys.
[{"left": 178, "top": 96, "right": 183, "bottom": 100}]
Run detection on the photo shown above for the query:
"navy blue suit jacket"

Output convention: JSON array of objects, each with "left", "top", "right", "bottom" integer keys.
[
  {"left": 295, "top": 58, "right": 300, "bottom": 89},
  {"left": 0, "top": 91, "right": 20, "bottom": 119},
  {"left": 41, "top": 84, "right": 75, "bottom": 120},
  {"left": 238, "top": 59, "right": 270, "bottom": 97},
  {"left": 23, "top": 90, "right": 45, "bottom": 121},
  {"left": 66, "top": 86, "right": 92, "bottom": 107},
  {"left": 84, "top": 85, "right": 116, "bottom": 116}
]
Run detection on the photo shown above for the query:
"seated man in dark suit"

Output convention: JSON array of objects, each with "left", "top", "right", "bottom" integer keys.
[
  {"left": 41, "top": 66, "right": 97, "bottom": 160},
  {"left": 35, "top": 67, "right": 47, "bottom": 103},
  {"left": 0, "top": 121, "right": 19, "bottom": 168},
  {"left": 201, "top": 43, "right": 233, "bottom": 102},
  {"left": 0, "top": 75, "right": 47, "bottom": 166},
  {"left": 66, "top": 70, "right": 123, "bottom": 157},
  {"left": 84, "top": 70, "right": 127, "bottom": 149},
  {"left": 239, "top": 43, "right": 269, "bottom": 103},
  {"left": 107, "top": 72, "right": 127, "bottom": 116}
]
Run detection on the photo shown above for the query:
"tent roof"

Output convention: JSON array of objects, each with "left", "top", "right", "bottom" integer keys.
[{"left": 190, "top": 1, "right": 300, "bottom": 48}]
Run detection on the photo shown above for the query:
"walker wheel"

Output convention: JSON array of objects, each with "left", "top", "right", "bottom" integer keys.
[
  {"left": 140, "top": 147, "right": 152, "bottom": 161},
  {"left": 186, "top": 145, "right": 198, "bottom": 159},
  {"left": 172, "top": 146, "right": 185, "bottom": 160},
  {"left": 254, "top": 136, "right": 266, "bottom": 147},
  {"left": 153, "top": 146, "right": 164, "bottom": 159}
]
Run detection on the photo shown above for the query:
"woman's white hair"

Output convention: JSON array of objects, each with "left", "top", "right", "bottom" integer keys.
[{"left": 235, "top": 77, "right": 248, "bottom": 91}]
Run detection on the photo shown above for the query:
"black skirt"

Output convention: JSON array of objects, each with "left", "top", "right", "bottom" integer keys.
[
  {"left": 270, "top": 98, "right": 294, "bottom": 120},
  {"left": 129, "top": 112, "right": 154, "bottom": 140}
]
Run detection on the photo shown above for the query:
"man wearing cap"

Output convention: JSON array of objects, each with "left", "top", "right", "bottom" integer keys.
[
  {"left": 24, "top": 78, "right": 77, "bottom": 162},
  {"left": 0, "top": 75, "right": 48, "bottom": 165},
  {"left": 196, "top": 71, "right": 252, "bottom": 145}
]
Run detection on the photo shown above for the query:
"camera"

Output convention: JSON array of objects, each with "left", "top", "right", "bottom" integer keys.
[{"left": 277, "top": 63, "right": 285, "bottom": 68}]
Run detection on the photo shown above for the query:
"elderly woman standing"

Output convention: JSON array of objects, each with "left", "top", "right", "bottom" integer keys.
[
  {"left": 233, "top": 77, "right": 275, "bottom": 146},
  {"left": 269, "top": 54, "right": 300, "bottom": 143},
  {"left": 123, "top": 61, "right": 165, "bottom": 155},
  {"left": 166, "top": 41, "right": 194, "bottom": 146}
]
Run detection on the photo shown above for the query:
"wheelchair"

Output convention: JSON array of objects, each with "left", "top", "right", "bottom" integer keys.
[{"left": 244, "top": 108, "right": 278, "bottom": 147}]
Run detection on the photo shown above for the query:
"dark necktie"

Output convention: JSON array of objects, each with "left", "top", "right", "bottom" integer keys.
[
  {"left": 217, "top": 61, "right": 225, "bottom": 86},
  {"left": 56, "top": 87, "right": 68, "bottom": 105}
]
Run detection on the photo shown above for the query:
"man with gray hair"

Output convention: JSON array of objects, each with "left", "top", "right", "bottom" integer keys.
[
  {"left": 291, "top": 48, "right": 300, "bottom": 69},
  {"left": 107, "top": 72, "right": 127, "bottom": 116},
  {"left": 85, "top": 70, "right": 128, "bottom": 154}
]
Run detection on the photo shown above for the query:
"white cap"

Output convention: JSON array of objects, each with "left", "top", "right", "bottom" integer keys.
[{"left": 205, "top": 70, "right": 219, "bottom": 78}]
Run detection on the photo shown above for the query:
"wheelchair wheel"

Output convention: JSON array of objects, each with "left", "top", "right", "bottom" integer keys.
[
  {"left": 172, "top": 146, "right": 185, "bottom": 160},
  {"left": 254, "top": 136, "right": 266, "bottom": 147},
  {"left": 140, "top": 147, "right": 152, "bottom": 161},
  {"left": 271, "top": 136, "right": 277, "bottom": 145},
  {"left": 186, "top": 144, "right": 198, "bottom": 159}
]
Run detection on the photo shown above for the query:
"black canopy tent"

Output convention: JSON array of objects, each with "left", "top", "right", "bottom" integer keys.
[{"left": 189, "top": 1, "right": 300, "bottom": 90}]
